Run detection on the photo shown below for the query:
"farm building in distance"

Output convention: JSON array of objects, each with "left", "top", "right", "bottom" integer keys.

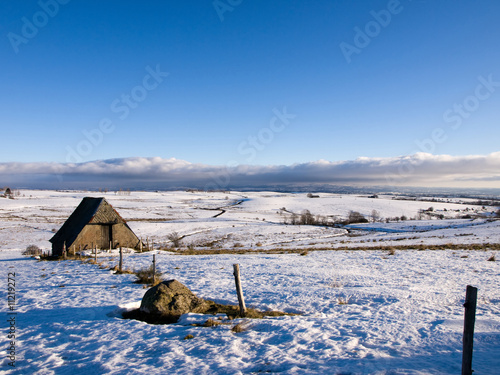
[{"left": 50, "top": 197, "right": 142, "bottom": 256}]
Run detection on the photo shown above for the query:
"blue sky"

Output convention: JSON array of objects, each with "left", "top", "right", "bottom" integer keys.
[{"left": 1, "top": 0, "right": 500, "bottom": 188}]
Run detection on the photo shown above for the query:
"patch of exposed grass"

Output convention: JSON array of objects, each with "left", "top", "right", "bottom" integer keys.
[
  {"left": 202, "top": 318, "right": 223, "bottom": 327},
  {"left": 110, "top": 265, "right": 134, "bottom": 274},
  {"left": 123, "top": 303, "right": 298, "bottom": 325},
  {"left": 115, "top": 269, "right": 135, "bottom": 275},
  {"left": 164, "top": 242, "right": 500, "bottom": 255},
  {"left": 134, "top": 265, "right": 162, "bottom": 286},
  {"left": 337, "top": 295, "right": 351, "bottom": 305},
  {"left": 231, "top": 322, "right": 248, "bottom": 333}
]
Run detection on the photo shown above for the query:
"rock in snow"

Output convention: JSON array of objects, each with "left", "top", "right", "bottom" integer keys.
[
  {"left": 140, "top": 279, "right": 212, "bottom": 320},
  {"left": 136, "top": 279, "right": 290, "bottom": 323}
]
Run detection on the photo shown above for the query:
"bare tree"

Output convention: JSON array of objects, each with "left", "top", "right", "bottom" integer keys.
[
  {"left": 370, "top": 209, "right": 380, "bottom": 223},
  {"left": 348, "top": 211, "right": 368, "bottom": 224},
  {"left": 167, "top": 232, "right": 182, "bottom": 248},
  {"left": 300, "top": 210, "right": 315, "bottom": 225}
]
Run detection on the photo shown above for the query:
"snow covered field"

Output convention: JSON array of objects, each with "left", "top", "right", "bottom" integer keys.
[
  {"left": 1, "top": 190, "right": 499, "bottom": 374},
  {"left": 1, "top": 189, "right": 499, "bottom": 251}
]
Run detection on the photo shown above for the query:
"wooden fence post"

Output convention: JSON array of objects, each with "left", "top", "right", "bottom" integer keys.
[
  {"left": 62, "top": 241, "right": 67, "bottom": 259},
  {"left": 119, "top": 247, "right": 123, "bottom": 272},
  {"left": 94, "top": 246, "right": 97, "bottom": 263},
  {"left": 72, "top": 245, "right": 76, "bottom": 257},
  {"left": 462, "top": 285, "right": 478, "bottom": 375},
  {"left": 233, "top": 264, "right": 247, "bottom": 317},
  {"left": 152, "top": 253, "right": 156, "bottom": 284},
  {"left": 109, "top": 241, "right": 112, "bottom": 253}
]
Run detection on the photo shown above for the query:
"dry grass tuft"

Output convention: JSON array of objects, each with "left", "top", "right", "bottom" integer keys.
[
  {"left": 112, "top": 266, "right": 134, "bottom": 274},
  {"left": 134, "top": 265, "right": 162, "bottom": 285},
  {"left": 487, "top": 253, "right": 496, "bottom": 261},
  {"left": 202, "top": 318, "right": 231, "bottom": 328},
  {"left": 231, "top": 322, "right": 248, "bottom": 333},
  {"left": 202, "top": 318, "right": 222, "bottom": 327},
  {"left": 337, "top": 295, "right": 351, "bottom": 305},
  {"left": 329, "top": 280, "right": 344, "bottom": 288}
]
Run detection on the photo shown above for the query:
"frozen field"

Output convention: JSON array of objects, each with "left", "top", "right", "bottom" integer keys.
[
  {"left": 0, "top": 189, "right": 499, "bottom": 251},
  {"left": 1, "top": 190, "right": 499, "bottom": 374}
]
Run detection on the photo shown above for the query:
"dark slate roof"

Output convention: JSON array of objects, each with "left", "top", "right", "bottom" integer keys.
[{"left": 50, "top": 197, "right": 119, "bottom": 246}]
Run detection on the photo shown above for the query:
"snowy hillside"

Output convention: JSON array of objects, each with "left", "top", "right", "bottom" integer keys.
[
  {"left": 1, "top": 189, "right": 499, "bottom": 252},
  {"left": 1, "top": 190, "right": 499, "bottom": 374}
]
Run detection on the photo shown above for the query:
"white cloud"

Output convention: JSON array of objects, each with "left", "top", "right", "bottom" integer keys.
[{"left": 1, "top": 153, "right": 500, "bottom": 189}]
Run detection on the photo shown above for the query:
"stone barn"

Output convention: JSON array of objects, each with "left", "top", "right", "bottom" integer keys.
[{"left": 50, "top": 197, "right": 142, "bottom": 256}]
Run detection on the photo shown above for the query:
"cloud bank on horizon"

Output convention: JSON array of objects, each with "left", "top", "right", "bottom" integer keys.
[{"left": 1, "top": 152, "right": 499, "bottom": 190}]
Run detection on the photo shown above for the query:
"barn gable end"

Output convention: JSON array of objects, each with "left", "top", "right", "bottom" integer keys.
[
  {"left": 89, "top": 200, "right": 125, "bottom": 224},
  {"left": 50, "top": 197, "right": 141, "bottom": 256}
]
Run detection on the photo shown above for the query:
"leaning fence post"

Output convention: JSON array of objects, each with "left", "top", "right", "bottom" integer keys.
[
  {"left": 233, "top": 264, "right": 247, "bottom": 317},
  {"left": 119, "top": 247, "right": 123, "bottom": 272},
  {"left": 462, "top": 285, "right": 478, "bottom": 375}
]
